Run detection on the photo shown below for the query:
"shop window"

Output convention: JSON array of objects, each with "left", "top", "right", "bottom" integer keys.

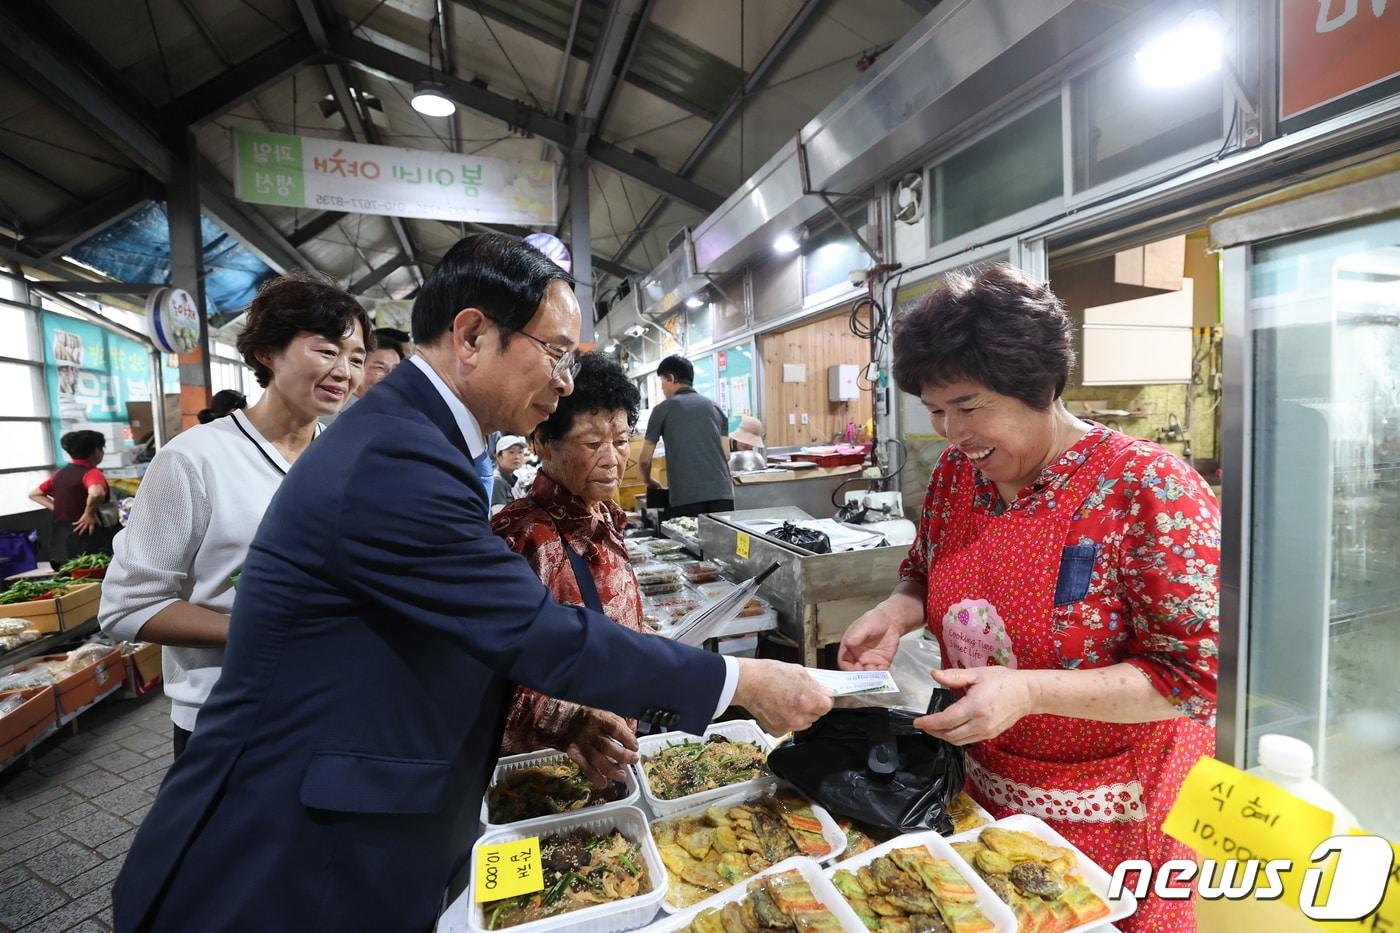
[
  {"left": 1071, "top": 50, "right": 1223, "bottom": 193},
  {"left": 803, "top": 210, "right": 871, "bottom": 300},
  {"left": 931, "top": 99, "right": 1063, "bottom": 245},
  {"left": 0, "top": 303, "right": 42, "bottom": 361},
  {"left": 0, "top": 470, "right": 51, "bottom": 517},
  {"left": 712, "top": 272, "right": 748, "bottom": 342},
  {"left": 752, "top": 253, "right": 802, "bottom": 323},
  {"left": 0, "top": 363, "right": 47, "bottom": 418},
  {"left": 0, "top": 421, "right": 50, "bottom": 471}
]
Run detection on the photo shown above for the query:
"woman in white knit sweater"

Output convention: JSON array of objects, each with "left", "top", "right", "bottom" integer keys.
[{"left": 100, "top": 273, "right": 371, "bottom": 757}]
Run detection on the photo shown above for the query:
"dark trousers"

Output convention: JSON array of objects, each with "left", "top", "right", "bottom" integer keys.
[
  {"left": 49, "top": 521, "right": 114, "bottom": 567},
  {"left": 172, "top": 723, "right": 192, "bottom": 759},
  {"left": 665, "top": 499, "right": 734, "bottom": 520}
]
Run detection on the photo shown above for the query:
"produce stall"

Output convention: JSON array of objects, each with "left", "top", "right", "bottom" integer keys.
[{"left": 437, "top": 720, "right": 1130, "bottom": 933}]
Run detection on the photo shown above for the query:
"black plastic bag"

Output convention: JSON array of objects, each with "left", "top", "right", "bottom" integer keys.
[
  {"left": 766, "top": 689, "right": 965, "bottom": 835},
  {"left": 768, "top": 521, "right": 831, "bottom": 554}
]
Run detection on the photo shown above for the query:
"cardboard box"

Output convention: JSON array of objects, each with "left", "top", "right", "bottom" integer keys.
[
  {"left": 0, "top": 686, "right": 57, "bottom": 766},
  {"left": 16, "top": 648, "right": 123, "bottom": 718},
  {"left": 121, "top": 642, "right": 162, "bottom": 697},
  {"left": 0, "top": 581, "right": 102, "bottom": 633}
]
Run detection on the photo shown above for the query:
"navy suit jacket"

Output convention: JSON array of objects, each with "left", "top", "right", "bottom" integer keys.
[{"left": 112, "top": 362, "right": 727, "bottom": 932}]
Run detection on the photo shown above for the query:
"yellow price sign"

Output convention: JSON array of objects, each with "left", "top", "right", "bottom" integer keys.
[
  {"left": 475, "top": 836, "right": 543, "bottom": 903},
  {"left": 736, "top": 532, "right": 750, "bottom": 559},
  {"left": 1163, "top": 756, "right": 1336, "bottom": 911}
]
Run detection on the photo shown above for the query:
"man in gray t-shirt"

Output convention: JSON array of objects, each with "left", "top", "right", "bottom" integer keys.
[{"left": 640, "top": 355, "right": 734, "bottom": 518}]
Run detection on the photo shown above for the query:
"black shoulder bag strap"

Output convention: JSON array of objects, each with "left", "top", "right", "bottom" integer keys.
[{"left": 528, "top": 497, "right": 605, "bottom": 614}]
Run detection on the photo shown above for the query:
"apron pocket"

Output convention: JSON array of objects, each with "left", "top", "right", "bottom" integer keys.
[
  {"left": 1052, "top": 543, "right": 1098, "bottom": 605},
  {"left": 969, "top": 736, "right": 1149, "bottom": 825}
]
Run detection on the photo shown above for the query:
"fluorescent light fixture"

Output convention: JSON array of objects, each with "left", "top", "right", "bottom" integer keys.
[
  {"left": 773, "top": 231, "right": 800, "bottom": 254},
  {"left": 1135, "top": 10, "right": 1225, "bottom": 88},
  {"left": 603, "top": 342, "right": 618, "bottom": 354},
  {"left": 411, "top": 80, "right": 456, "bottom": 117},
  {"left": 685, "top": 296, "right": 705, "bottom": 309}
]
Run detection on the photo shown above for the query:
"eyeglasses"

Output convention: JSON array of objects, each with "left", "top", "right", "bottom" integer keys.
[{"left": 512, "top": 329, "right": 580, "bottom": 382}]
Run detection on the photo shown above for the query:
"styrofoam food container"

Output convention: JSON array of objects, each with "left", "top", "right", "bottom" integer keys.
[
  {"left": 480, "top": 748, "right": 640, "bottom": 831},
  {"left": 946, "top": 813, "right": 1138, "bottom": 932},
  {"left": 649, "top": 779, "right": 848, "bottom": 912},
  {"left": 823, "top": 830, "right": 1017, "bottom": 933},
  {"left": 448, "top": 805, "right": 666, "bottom": 933},
  {"left": 643, "top": 857, "right": 866, "bottom": 933},
  {"left": 634, "top": 720, "right": 774, "bottom": 817}
]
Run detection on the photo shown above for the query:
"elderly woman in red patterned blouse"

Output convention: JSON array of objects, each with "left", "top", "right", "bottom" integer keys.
[
  {"left": 492, "top": 351, "right": 648, "bottom": 785},
  {"left": 838, "top": 265, "right": 1218, "bottom": 933}
]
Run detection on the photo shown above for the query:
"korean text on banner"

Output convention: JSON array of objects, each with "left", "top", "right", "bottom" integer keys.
[{"left": 233, "top": 130, "right": 557, "bottom": 226}]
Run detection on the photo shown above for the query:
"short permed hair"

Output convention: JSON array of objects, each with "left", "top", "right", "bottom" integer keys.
[
  {"left": 533, "top": 352, "right": 640, "bottom": 445},
  {"left": 656, "top": 355, "right": 693, "bottom": 385},
  {"left": 892, "top": 264, "right": 1074, "bottom": 411},
  {"left": 412, "top": 234, "right": 573, "bottom": 346},
  {"left": 235, "top": 272, "right": 373, "bottom": 388},
  {"left": 60, "top": 430, "right": 105, "bottom": 461}
]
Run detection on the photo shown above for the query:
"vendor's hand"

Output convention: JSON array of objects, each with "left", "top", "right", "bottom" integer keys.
[
  {"left": 837, "top": 606, "right": 904, "bottom": 671},
  {"left": 564, "top": 708, "right": 639, "bottom": 787},
  {"left": 913, "top": 667, "right": 1037, "bottom": 746},
  {"left": 72, "top": 512, "right": 98, "bottom": 535},
  {"left": 733, "top": 658, "right": 832, "bottom": 736}
]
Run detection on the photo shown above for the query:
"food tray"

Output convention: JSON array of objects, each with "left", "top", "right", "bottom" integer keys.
[
  {"left": 644, "top": 857, "right": 866, "bottom": 933},
  {"left": 650, "top": 779, "right": 847, "bottom": 912},
  {"left": 824, "top": 830, "right": 1017, "bottom": 933},
  {"left": 635, "top": 720, "right": 774, "bottom": 817},
  {"left": 449, "top": 805, "right": 666, "bottom": 933},
  {"left": 946, "top": 813, "right": 1138, "bottom": 932},
  {"left": 481, "top": 748, "right": 641, "bottom": 831}
]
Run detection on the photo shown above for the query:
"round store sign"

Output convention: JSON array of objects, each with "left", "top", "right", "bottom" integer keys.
[{"left": 147, "top": 287, "right": 201, "bottom": 354}]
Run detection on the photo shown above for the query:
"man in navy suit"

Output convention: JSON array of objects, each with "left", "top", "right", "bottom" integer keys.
[{"left": 111, "top": 235, "right": 831, "bottom": 932}]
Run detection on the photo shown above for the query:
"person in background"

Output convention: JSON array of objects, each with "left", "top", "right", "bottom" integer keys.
[
  {"left": 319, "top": 327, "right": 404, "bottom": 427},
  {"left": 197, "top": 389, "right": 247, "bottom": 424},
  {"left": 28, "top": 430, "right": 111, "bottom": 565},
  {"left": 838, "top": 265, "right": 1218, "bottom": 932},
  {"left": 728, "top": 415, "right": 767, "bottom": 473},
  {"left": 639, "top": 354, "right": 733, "bottom": 518},
  {"left": 490, "top": 434, "right": 528, "bottom": 516},
  {"left": 493, "top": 353, "right": 648, "bottom": 780},
  {"left": 99, "top": 272, "right": 370, "bottom": 758}
]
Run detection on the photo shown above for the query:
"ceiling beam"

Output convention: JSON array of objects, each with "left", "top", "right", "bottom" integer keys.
[
  {"left": 574, "top": 0, "right": 649, "bottom": 147},
  {"left": 609, "top": 0, "right": 827, "bottom": 269},
  {"left": 0, "top": 5, "right": 314, "bottom": 276},
  {"left": 328, "top": 30, "right": 723, "bottom": 214},
  {"left": 287, "top": 210, "right": 347, "bottom": 246},
  {"left": 171, "top": 31, "right": 323, "bottom": 128},
  {"left": 40, "top": 282, "right": 164, "bottom": 294},
  {"left": 23, "top": 177, "right": 160, "bottom": 261},
  {"left": 350, "top": 253, "right": 409, "bottom": 294},
  {"left": 899, "top": 0, "right": 940, "bottom": 15}
]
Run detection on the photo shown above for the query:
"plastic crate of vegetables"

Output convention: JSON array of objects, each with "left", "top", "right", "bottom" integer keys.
[
  {"left": 58, "top": 553, "right": 110, "bottom": 580},
  {"left": 0, "top": 578, "right": 102, "bottom": 633}
]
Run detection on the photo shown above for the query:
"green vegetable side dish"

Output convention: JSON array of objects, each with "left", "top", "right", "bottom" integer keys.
[
  {"left": 59, "top": 553, "right": 111, "bottom": 572},
  {"left": 0, "top": 577, "right": 79, "bottom": 605},
  {"left": 482, "top": 828, "right": 648, "bottom": 930},
  {"left": 642, "top": 735, "right": 768, "bottom": 800},
  {"left": 486, "top": 760, "right": 626, "bottom": 824}
]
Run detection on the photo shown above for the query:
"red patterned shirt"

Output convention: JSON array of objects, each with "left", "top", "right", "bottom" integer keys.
[
  {"left": 491, "top": 473, "right": 646, "bottom": 754},
  {"left": 899, "top": 425, "right": 1220, "bottom": 725}
]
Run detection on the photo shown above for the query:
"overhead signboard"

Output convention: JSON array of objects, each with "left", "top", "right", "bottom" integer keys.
[
  {"left": 232, "top": 130, "right": 557, "bottom": 226},
  {"left": 1280, "top": 0, "right": 1400, "bottom": 121}
]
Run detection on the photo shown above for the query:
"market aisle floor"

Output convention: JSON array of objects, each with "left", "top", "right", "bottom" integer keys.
[{"left": 0, "top": 691, "right": 171, "bottom": 932}]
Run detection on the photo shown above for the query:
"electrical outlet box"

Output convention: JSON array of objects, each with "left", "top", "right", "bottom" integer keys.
[
  {"left": 828, "top": 364, "right": 859, "bottom": 401},
  {"left": 788, "top": 413, "right": 796, "bottom": 425},
  {"left": 800, "top": 413, "right": 810, "bottom": 425}
]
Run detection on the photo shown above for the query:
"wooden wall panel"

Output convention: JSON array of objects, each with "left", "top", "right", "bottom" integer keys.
[{"left": 760, "top": 306, "right": 874, "bottom": 447}]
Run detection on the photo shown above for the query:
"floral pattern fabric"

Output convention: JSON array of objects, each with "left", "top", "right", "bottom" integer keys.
[
  {"left": 491, "top": 473, "right": 646, "bottom": 754},
  {"left": 899, "top": 424, "right": 1220, "bottom": 725}
]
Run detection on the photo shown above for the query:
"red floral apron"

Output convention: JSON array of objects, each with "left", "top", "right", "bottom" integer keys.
[{"left": 926, "top": 431, "right": 1213, "bottom": 933}]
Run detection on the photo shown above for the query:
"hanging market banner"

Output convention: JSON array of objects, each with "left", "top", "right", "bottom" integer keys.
[
  {"left": 42, "top": 313, "right": 179, "bottom": 461},
  {"left": 1280, "top": 0, "right": 1400, "bottom": 121},
  {"left": 232, "top": 130, "right": 558, "bottom": 226}
]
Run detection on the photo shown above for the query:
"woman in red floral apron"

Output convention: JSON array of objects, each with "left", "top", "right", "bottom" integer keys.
[{"left": 840, "top": 266, "right": 1219, "bottom": 932}]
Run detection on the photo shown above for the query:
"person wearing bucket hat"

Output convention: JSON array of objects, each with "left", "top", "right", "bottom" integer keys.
[
  {"left": 728, "top": 416, "right": 767, "bottom": 473},
  {"left": 490, "top": 434, "right": 529, "bottom": 515}
]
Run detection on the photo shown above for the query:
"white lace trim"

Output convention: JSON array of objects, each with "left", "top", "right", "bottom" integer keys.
[{"left": 967, "top": 757, "right": 1147, "bottom": 824}]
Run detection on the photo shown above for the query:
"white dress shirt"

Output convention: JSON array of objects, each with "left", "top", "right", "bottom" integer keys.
[{"left": 409, "top": 354, "right": 740, "bottom": 717}]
